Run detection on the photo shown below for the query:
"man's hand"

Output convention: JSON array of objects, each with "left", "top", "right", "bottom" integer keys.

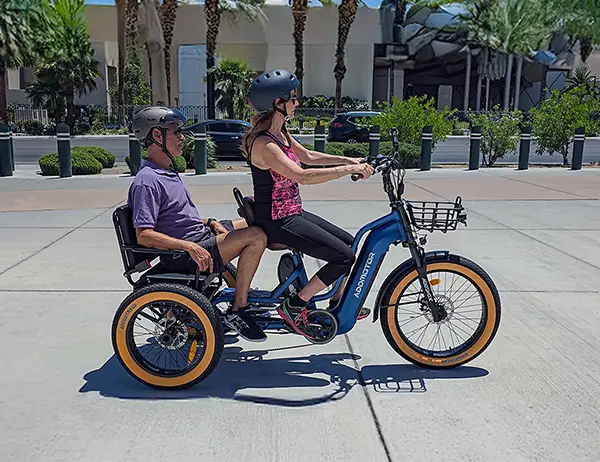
[
  {"left": 185, "top": 242, "right": 213, "bottom": 272},
  {"left": 209, "top": 220, "right": 229, "bottom": 235}
]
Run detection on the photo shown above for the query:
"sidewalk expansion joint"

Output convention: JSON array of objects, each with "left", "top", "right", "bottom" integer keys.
[
  {"left": 344, "top": 334, "right": 393, "bottom": 462},
  {"left": 0, "top": 200, "right": 125, "bottom": 278}
]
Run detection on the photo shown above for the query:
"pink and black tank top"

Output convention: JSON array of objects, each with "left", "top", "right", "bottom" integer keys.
[{"left": 249, "top": 131, "right": 303, "bottom": 222}]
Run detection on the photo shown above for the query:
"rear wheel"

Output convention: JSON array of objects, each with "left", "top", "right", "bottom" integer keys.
[
  {"left": 112, "top": 283, "right": 224, "bottom": 389},
  {"left": 379, "top": 254, "right": 501, "bottom": 368}
]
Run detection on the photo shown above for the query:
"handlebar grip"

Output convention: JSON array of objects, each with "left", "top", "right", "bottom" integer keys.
[{"left": 351, "top": 173, "right": 363, "bottom": 181}]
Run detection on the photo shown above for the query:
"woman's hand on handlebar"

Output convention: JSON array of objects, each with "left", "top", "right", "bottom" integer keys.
[{"left": 349, "top": 162, "right": 375, "bottom": 181}]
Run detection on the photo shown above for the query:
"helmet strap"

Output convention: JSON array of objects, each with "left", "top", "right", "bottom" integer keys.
[
  {"left": 274, "top": 104, "right": 290, "bottom": 133},
  {"left": 148, "top": 128, "right": 179, "bottom": 176}
]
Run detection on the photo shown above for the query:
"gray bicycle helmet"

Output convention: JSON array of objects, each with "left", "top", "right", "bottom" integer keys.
[
  {"left": 132, "top": 106, "right": 187, "bottom": 162},
  {"left": 248, "top": 69, "right": 300, "bottom": 117}
]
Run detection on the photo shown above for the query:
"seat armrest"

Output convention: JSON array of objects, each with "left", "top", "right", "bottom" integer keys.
[{"left": 122, "top": 245, "right": 187, "bottom": 256}]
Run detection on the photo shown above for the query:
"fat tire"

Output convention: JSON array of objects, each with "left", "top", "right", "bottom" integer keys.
[
  {"left": 379, "top": 253, "right": 501, "bottom": 369},
  {"left": 111, "top": 282, "right": 224, "bottom": 389}
]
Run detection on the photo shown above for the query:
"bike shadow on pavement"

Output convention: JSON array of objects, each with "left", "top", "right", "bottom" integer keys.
[{"left": 80, "top": 334, "right": 489, "bottom": 407}]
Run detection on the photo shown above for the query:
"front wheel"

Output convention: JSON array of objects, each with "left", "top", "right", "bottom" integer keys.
[{"left": 379, "top": 254, "right": 501, "bottom": 368}]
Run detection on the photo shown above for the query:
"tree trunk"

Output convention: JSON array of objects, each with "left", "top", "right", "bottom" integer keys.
[
  {"left": 205, "top": 0, "right": 221, "bottom": 119},
  {"left": 66, "top": 94, "right": 75, "bottom": 130},
  {"left": 513, "top": 54, "right": 523, "bottom": 111},
  {"left": 464, "top": 47, "right": 472, "bottom": 112},
  {"left": 149, "top": 43, "right": 167, "bottom": 104},
  {"left": 0, "top": 60, "right": 7, "bottom": 124},
  {"left": 485, "top": 77, "right": 490, "bottom": 110},
  {"left": 147, "top": 44, "right": 153, "bottom": 102},
  {"left": 476, "top": 47, "right": 487, "bottom": 112},
  {"left": 292, "top": 2, "right": 308, "bottom": 99},
  {"left": 389, "top": 63, "right": 395, "bottom": 102},
  {"left": 503, "top": 53, "right": 514, "bottom": 110},
  {"left": 117, "top": 0, "right": 126, "bottom": 125},
  {"left": 334, "top": 0, "right": 358, "bottom": 112},
  {"left": 159, "top": 0, "right": 179, "bottom": 106}
]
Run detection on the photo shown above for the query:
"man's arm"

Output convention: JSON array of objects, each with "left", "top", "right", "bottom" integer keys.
[
  {"left": 289, "top": 136, "right": 360, "bottom": 166},
  {"left": 130, "top": 183, "right": 214, "bottom": 271},
  {"left": 136, "top": 227, "right": 193, "bottom": 252},
  {"left": 130, "top": 183, "right": 192, "bottom": 251}
]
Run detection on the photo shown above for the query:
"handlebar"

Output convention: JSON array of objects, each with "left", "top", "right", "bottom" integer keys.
[{"left": 350, "top": 127, "right": 400, "bottom": 181}]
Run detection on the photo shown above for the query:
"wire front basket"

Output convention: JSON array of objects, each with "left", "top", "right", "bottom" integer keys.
[{"left": 405, "top": 196, "right": 468, "bottom": 233}]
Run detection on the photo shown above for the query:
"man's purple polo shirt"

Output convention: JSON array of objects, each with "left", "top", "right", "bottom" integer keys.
[{"left": 127, "top": 159, "right": 210, "bottom": 241}]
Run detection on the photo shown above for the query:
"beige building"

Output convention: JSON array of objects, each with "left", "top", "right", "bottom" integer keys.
[
  {"left": 6, "top": 2, "right": 383, "bottom": 110},
  {"left": 5, "top": 1, "right": 600, "bottom": 113}
]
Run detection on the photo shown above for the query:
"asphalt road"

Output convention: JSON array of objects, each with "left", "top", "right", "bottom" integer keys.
[{"left": 9, "top": 134, "right": 600, "bottom": 166}]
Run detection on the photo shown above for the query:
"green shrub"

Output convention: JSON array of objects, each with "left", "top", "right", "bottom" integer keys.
[
  {"left": 299, "top": 141, "right": 420, "bottom": 168},
  {"left": 368, "top": 95, "right": 455, "bottom": 149},
  {"left": 182, "top": 134, "right": 218, "bottom": 169},
  {"left": 125, "top": 149, "right": 187, "bottom": 173},
  {"left": 72, "top": 146, "right": 116, "bottom": 168},
  {"left": 38, "top": 150, "right": 103, "bottom": 176},
  {"left": 380, "top": 141, "right": 421, "bottom": 168},
  {"left": 24, "top": 119, "right": 45, "bottom": 136},
  {"left": 530, "top": 86, "right": 600, "bottom": 166},
  {"left": 468, "top": 107, "right": 523, "bottom": 167}
]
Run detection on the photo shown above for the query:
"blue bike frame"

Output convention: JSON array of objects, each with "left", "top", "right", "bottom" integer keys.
[{"left": 211, "top": 206, "right": 409, "bottom": 335}]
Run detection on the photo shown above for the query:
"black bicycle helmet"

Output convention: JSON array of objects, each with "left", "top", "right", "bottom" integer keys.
[
  {"left": 132, "top": 106, "right": 187, "bottom": 168},
  {"left": 248, "top": 69, "right": 300, "bottom": 116}
]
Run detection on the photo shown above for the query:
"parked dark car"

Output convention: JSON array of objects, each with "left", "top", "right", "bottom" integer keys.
[
  {"left": 186, "top": 119, "right": 252, "bottom": 160},
  {"left": 326, "top": 111, "right": 381, "bottom": 143}
]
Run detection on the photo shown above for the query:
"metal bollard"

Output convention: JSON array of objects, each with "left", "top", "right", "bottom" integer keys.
[
  {"left": 9, "top": 127, "right": 14, "bottom": 171},
  {"left": 420, "top": 125, "right": 433, "bottom": 171},
  {"left": 314, "top": 125, "right": 326, "bottom": 152},
  {"left": 571, "top": 127, "right": 585, "bottom": 171},
  {"left": 0, "top": 123, "right": 13, "bottom": 177},
  {"left": 129, "top": 123, "right": 142, "bottom": 175},
  {"left": 369, "top": 125, "right": 380, "bottom": 157},
  {"left": 194, "top": 123, "right": 207, "bottom": 175},
  {"left": 469, "top": 125, "right": 482, "bottom": 170},
  {"left": 518, "top": 125, "right": 531, "bottom": 170},
  {"left": 56, "top": 123, "right": 72, "bottom": 178}
]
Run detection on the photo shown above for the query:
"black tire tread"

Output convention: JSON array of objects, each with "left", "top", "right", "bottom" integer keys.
[
  {"left": 380, "top": 253, "right": 501, "bottom": 369},
  {"left": 111, "top": 282, "right": 225, "bottom": 389}
]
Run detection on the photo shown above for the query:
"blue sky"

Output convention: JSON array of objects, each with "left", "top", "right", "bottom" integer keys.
[{"left": 85, "top": 0, "right": 384, "bottom": 8}]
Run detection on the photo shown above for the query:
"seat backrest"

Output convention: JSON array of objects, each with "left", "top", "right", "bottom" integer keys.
[
  {"left": 113, "top": 204, "right": 149, "bottom": 273},
  {"left": 113, "top": 204, "right": 138, "bottom": 247},
  {"left": 233, "top": 187, "right": 256, "bottom": 227}
]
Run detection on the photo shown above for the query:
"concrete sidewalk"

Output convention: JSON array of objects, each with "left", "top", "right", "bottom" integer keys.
[
  {"left": 0, "top": 169, "right": 599, "bottom": 461},
  {"left": 1, "top": 165, "right": 599, "bottom": 212}
]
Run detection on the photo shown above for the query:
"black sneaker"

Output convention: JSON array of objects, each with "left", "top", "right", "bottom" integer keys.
[{"left": 224, "top": 309, "right": 267, "bottom": 342}]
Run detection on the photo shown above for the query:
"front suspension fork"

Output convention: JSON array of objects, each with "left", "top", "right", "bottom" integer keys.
[{"left": 407, "top": 242, "right": 444, "bottom": 322}]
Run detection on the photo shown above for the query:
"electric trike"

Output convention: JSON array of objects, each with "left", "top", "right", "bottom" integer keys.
[{"left": 110, "top": 128, "right": 502, "bottom": 390}]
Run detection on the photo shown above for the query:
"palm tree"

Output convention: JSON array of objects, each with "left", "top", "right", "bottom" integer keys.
[
  {"left": 0, "top": 0, "right": 50, "bottom": 123},
  {"left": 138, "top": 0, "right": 168, "bottom": 104},
  {"left": 334, "top": 0, "right": 362, "bottom": 112},
  {"left": 159, "top": 0, "right": 180, "bottom": 105},
  {"left": 556, "top": 0, "right": 600, "bottom": 62},
  {"left": 290, "top": 0, "right": 309, "bottom": 99},
  {"left": 461, "top": 0, "right": 560, "bottom": 110},
  {"left": 204, "top": 57, "right": 255, "bottom": 119},
  {"left": 205, "top": 0, "right": 266, "bottom": 119},
  {"left": 116, "top": 0, "right": 126, "bottom": 122},
  {"left": 27, "top": 0, "right": 102, "bottom": 128}
]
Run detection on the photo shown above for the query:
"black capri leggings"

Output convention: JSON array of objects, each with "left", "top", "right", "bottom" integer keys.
[{"left": 258, "top": 210, "right": 356, "bottom": 286}]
